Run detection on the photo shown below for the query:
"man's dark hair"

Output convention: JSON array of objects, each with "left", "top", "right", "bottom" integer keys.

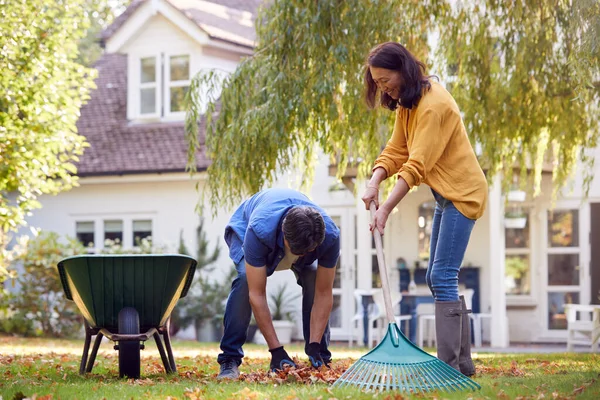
[{"left": 282, "top": 206, "right": 326, "bottom": 255}]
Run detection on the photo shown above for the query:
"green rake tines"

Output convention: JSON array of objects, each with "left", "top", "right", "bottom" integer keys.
[
  {"left": 332, "top": 322, "right": 481, "bottom": 393},
  {"left": 332, "top": 202, "right": 481, "bottom": 393}
]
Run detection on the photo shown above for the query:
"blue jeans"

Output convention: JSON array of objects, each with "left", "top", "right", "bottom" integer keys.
[
  {"left": 217, "top": 259, "right": 331, "bottom": 366},
  {"left": 425, "top": 190, "right": 476, "bottom": 302}
]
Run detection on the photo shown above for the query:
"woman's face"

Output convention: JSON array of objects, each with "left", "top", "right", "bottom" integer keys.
[{"left": 369, "top": 66, "right": 403, "bottom": 100}]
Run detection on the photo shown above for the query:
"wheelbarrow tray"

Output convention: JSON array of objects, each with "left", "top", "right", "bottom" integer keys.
[{"left": 58, "top": 254, "right": 197, "bottom": 378}]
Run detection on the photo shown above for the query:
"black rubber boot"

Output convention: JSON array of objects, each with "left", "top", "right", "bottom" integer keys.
[
  {"left": 458, "top": 295, "right": 476, "bottom": 376},
  {"left": 434, "top": 300, "right": 462, "bottom": 371}
]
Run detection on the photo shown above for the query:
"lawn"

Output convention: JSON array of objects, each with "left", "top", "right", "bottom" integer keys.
[{"left": 0, "top": 336, "right": 598, "bottom": 400}]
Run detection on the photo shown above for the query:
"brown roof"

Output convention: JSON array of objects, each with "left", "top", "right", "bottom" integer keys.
[
  {"left": 76, "top": 54, "right": 209, "bottom": 176},
  {"left": 172, "top": 1, "right": 256, "bottom": 48},
  {"left": 101, "top": 0, "right": 261, "bottom": 49},
  {"left": 206, "top": 0, "right": 262, "bottom": 13},
  {"left": 100, "top": 0, "right": 146, "bottom": 45}
]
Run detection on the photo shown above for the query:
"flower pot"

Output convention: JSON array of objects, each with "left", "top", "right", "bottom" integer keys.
[
  {"left": 246, "top": 324, "right": 258, "bottom": 343},
  {"left": 507, "top": 190, "right": 527, "bottom": 202},
  {"left": 504, "top": 217, "right": 527, "bottom": 229},
  {"left": 253, "top": 320, "right": 295, "bottom": 345},
  {"left": 273, "top": 320, "right": 295, "bottom": 344},
  {"left": 195, "top": 319, "right": 222, "bottom": 342}
]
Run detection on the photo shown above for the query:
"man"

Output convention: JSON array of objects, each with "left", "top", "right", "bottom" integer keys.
[{"left": 216, "top": 188, "right": 340, "bottom": 380}]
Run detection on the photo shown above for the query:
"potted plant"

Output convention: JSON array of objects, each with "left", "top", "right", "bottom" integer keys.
[
  {"left": 255, "top": 283, "right": 300, "bottom": 345},
  {"left": 504, "top": 210, "right": 527, "bottom": 229}
]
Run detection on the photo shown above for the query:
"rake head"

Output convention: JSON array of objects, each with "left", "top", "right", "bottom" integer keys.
[{"left": 333, "top": 323, "right": 481, "bottom": 393}]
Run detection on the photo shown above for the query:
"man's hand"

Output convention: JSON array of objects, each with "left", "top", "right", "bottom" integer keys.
[
  {"left": 306, "top": 342, "right": 328, "bottom": 368},
  {"left": 269, "top": 346, "right": 296, "bottom": 372}
]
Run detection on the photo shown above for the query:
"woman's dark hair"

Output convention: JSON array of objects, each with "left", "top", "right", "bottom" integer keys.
[
  {"left": 364, "top": 42, "right": 435, "bottom": 110},
  {"left": 282, "top": 206, "right": 325, "bottom": 255}
]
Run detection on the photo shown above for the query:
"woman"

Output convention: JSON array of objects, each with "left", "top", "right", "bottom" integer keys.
[{"left": 361, "top": 42, "right": 487, "bottom": 376}]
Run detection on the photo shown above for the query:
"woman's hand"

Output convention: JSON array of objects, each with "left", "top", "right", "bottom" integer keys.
[
  {"left": 361, "top": 185, "right": 379, "bottom": 210},
  {"left": 370, "top": 206, "right": 390, "bottom": 235}
]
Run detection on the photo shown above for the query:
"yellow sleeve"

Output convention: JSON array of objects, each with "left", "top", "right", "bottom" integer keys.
[
  {"left": 372, "top": 109, "right": 409, "bottom": 178},
  {"left": 398, "top": 108, "right": 448, "bottom": 188}
]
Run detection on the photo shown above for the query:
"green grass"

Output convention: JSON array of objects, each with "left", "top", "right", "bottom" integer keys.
[{"left": 0, "top": 336, "right": 599, "bottom": 399}]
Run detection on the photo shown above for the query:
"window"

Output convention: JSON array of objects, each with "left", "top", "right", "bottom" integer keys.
[
  {"left": 140, "top": 56, "right": 159, "bottom": 116},
  {"left": 133, "top": 220, "right": 152, "bottom": 245},
  {"left": 136, "top": 54, "right": 190, "bottom": 119},
  {"left": 167, "top": 55, "right": 190, "bottom": 114},
  {"left": 548, "top": 292, "right": 579, "bottom": 330},
  {"left": 75, "top": 217, "right": 154, "bottom": 252},
  {"left": 546, "top": 209, "right": 581, "bottom": 330},
  {"left": 418, "top": 201, "right": 435, "bottom": 260},
  {"left": 372, "top": 254, "right": 381, "bottom": 288},
  {"left": 371, "top": 235, "right": 384, "bottom": 288},
  {"left": 76, "top": 221, "right": 95, "bottom": 248},
  {"left": 547, "top": 210, "right": 580, "bottom": 286},
  {"left": 104, "top": 220, "right": 123, "bottom": 244},
  {"left": 504, "top": 212, "right": 531, "bottom": 295}
]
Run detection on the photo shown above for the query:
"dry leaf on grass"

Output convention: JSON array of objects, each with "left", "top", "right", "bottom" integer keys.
[
  {"left": 231, "top": 387, "right": 262, "bottom": 399},
  {"left": 240, "top": 361, "right": 344, "bottom": 385},
  {"left": 183, "top": 387, "right": 205, "bottom": 400}
]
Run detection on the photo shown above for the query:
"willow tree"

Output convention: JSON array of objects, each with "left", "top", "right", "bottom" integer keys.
[
  {"left": 186, "top": 0, "right": 600, "bottom": 212},
  {"left": 436, "top": 0, "right": 600, "bottom": 195}
]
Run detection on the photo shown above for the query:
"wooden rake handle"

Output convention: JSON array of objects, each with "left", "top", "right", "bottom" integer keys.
[{"left": 369, "top": 202, "right": 396, "bottom": 325}]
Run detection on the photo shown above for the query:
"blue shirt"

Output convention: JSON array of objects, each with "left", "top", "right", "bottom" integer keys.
[{"left": 224, "top": 188, "right": 340, "bottom": 276}]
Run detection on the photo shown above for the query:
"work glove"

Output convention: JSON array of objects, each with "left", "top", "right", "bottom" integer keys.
[
  {"left": 269, "top": 346, "right": 296, "bottom": 372},
  {"left": 306, "top": 342, "right": 329, "bottom": 368}
]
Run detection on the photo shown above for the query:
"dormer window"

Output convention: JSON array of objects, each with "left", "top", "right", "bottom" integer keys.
[
  {"left": 167, "top": 55, "right": 190, "bottom": 114},
  {"left": 132, "top": 53, "right": 191, "bottom": 121},
  {"left": 140, "top": 56, "right": 159, "bottom": 116}
]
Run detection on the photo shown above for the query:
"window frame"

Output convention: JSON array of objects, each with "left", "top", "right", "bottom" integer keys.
[
  {"left": 137, "top": 53, "right": 162, "bottom": 119},
  {"left": 505, "top": 204, "right": 538, "bottom": 305},
  {"left": 164, "top": 53, "right": 191, "bottom": 119},
  {"left": 73, "top": 215, "right": 156, "bottom": 253},
  {"left": 540, "top": 202, "right": 589, "bottom": 337}
]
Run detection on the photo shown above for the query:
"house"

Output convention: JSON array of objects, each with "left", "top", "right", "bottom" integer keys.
[{"left": 23, "top": 0, "right": 600, "bottom": 347}]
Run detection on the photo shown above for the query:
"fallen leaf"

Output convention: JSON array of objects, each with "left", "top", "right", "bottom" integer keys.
[
  {"left": 183, "top": 387, "right": 205, "bottom": 400},
  {"left": 231, "top": 387, "right": 261, "bottom": 400}
]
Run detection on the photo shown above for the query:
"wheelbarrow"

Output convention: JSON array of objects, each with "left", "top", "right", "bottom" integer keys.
[{"left": 57, "top": 254, "right": 197, "bottom": 379}]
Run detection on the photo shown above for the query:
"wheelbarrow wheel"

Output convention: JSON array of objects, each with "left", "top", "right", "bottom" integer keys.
[{"left": 118, "top": 307, "right": 141, "bottom": 379}]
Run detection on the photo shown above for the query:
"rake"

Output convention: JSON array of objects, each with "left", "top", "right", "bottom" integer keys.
[{"left": 332, "top": 203, "right": 481, "bottom": 393}]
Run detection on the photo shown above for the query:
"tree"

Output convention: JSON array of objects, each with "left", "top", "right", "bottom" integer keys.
[
  {"left": 186, "top": 0, "right": 438, "bottom": 211},
  {"left": 186, "top": 0, "right": 600, "bottom": 212},
  {"left": 77, "top": 0, "right": 130, "bottom": 67},
  {"left": 436, "top": 0, "right": 600, "bottom": 196},
  {"left": 0, "top": 0, "right": 97, "bottom": 274},
  {"left": 569, "top": 0, "right": 600, "bottom": 97}
]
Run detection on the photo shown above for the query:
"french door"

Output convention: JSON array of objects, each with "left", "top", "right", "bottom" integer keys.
[
  {"left": 542, "top": 202, "right": 590, "bottom": 337},
  {"left": 326, "top": 207, "right": 357, "bottom": 340}
]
